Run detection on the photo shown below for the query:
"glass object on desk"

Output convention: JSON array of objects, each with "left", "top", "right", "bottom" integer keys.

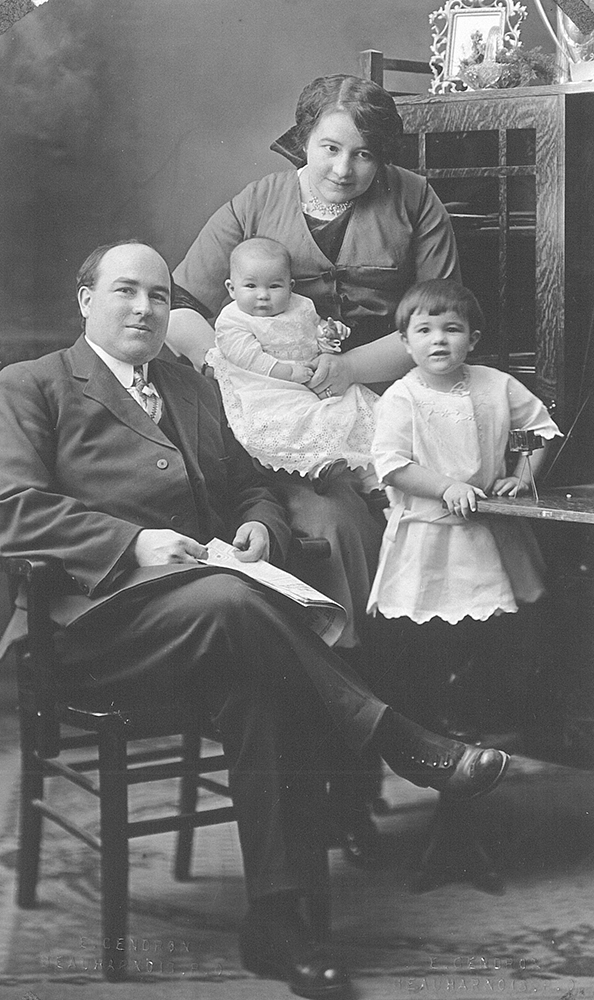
[
  {"left": 557, "top": 9, "right": 594, "bottom": 82},
  {"left": 509, "top": 430, "right": 544, "bottom": 501}
]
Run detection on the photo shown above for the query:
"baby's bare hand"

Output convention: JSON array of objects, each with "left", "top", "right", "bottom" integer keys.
[
  {"left": 442, "top": 482, "right": 487, "bottom": 519},
  {"left": 291, "top": 363, "right": 315, "bottom": 383}
]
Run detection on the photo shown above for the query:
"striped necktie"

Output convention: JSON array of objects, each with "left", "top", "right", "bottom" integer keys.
[{"left": 133, "top": 366, "right": 160, "bottom": 422}]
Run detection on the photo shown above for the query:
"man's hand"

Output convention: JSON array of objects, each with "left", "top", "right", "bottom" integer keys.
[
  {"left": 231, "top": 521, "right": 270, "bottom": 562},
  {"left": 134, "top": 529, "right": 208, "bottom": 566},
  {"left": 307, "top": 353, "right": 354, "bottom": 398}
]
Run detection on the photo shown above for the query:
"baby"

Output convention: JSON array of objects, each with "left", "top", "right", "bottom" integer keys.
[{"left": 206, "top": 237, "right": 378, "bottom": 493}]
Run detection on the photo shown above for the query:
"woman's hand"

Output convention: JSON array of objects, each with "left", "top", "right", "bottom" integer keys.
[
  {"left": 442, "top": 482, "right": 487, "bottom": 519},
  {"left": 307, "top": 353, "right": 354, "bottom": 398},
  {"left": 231, "top": 521, "right": 270, "bottom": 562}
]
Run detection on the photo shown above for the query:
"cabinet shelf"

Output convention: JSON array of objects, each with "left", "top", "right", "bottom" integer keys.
[{"left": 393, "top": 85, "right": 594, "bottom": 481}]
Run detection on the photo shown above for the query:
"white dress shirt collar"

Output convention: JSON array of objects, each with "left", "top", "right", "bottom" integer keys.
[{"left": 84, "top": 336, "right": 147, "bottom": 388}]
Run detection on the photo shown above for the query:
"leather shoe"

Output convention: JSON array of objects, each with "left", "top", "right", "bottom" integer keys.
[
  {"left": 440, "top": 746, "right": 510, "bottom": 800},
  {"left": 373, "top": 709, "right": 510, "bottom": 801},
  {"left": 239, "top": 905, "right": 349, "bottom": 998}
]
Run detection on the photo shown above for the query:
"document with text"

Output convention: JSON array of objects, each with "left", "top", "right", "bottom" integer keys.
[{"left": 203, "top": 537, "right": 346, "bottom": 646}]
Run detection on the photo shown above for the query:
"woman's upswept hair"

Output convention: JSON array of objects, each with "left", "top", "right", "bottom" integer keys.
[
  {"left": 293, "top": 75, "right": 403, "bottom": 164},
  {"left": 396, "top": 279, "right": 485, "bottom": 335}
]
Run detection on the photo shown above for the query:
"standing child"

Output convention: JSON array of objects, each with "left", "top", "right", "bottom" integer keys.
[
  {"left": 367, "top": 279, "right": 562, "bottom": 733},
  {"left": 206, "top": 237, "right": 378, "bottom": 493}
]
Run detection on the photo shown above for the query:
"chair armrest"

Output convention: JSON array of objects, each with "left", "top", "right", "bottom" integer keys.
[
  {"left": 290, "top": 536, "right": 331, "bottom": 561},
  {"left": 0, "top": 555, "right": 59, "bottom": 580}
]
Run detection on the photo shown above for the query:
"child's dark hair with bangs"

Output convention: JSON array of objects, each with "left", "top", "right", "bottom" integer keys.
[{"left": 395, "top": 279, "right": 485, "bottom": 337}]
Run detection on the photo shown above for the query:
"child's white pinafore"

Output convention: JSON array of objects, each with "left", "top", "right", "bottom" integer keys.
[{"left": 367, "top": 366, "right": 562, "bottom": 624}]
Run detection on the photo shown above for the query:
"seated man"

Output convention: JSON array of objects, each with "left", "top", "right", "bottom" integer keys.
[{"left": 0, "top": 240, "right": 509, "bottom": 1000}]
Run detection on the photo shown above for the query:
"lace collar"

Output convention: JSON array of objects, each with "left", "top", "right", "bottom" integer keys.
[{"left": 412, "top": 365, "right": 470, "bottom": 396}]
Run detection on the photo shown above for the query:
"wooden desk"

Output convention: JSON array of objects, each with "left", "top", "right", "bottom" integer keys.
[{"left": 478, "top": 487, "right": 594, "bottom": 525}]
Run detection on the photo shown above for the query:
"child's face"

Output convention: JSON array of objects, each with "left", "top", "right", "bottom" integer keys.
[
  {"left": 402, "top": 309, "right": 480, "bottom": 383},
  {"left": 225, "top": 258, "right": 293, "bottom": 318}
]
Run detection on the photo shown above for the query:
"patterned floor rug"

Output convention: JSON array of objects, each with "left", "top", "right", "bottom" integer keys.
[{"left": 1, "top": 721, "right": 594, "bottom": 999}]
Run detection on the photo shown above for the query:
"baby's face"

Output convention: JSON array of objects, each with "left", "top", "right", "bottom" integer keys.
[{"left": 226, "top": 258, "right": 293, "bottom": 317}]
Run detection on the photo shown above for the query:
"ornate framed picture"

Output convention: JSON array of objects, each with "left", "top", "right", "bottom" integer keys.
[{"left": 429, "top": 0, "right": 527, "bottom": 93}]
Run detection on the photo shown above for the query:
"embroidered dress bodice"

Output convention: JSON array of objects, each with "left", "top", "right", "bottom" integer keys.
[{"left": 367, "top": 365, "right": 562, "bottom": 624}]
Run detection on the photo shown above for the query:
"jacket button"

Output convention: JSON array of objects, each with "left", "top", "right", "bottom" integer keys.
[{"left": 156, "top": 458, "right": 169, "bottom": 469}]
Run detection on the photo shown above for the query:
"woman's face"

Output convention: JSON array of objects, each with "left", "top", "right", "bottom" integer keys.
[{"left": 305, "top": 110, "right": 378, "bottom": 204}]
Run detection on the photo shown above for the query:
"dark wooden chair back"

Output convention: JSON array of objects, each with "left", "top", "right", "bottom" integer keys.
[{"left": 359, "top": 49, "right": 431, "bottom": 96}]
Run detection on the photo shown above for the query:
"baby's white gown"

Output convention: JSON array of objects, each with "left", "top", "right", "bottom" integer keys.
[{"left": 207, "top": 295, "right": 377, "bottom": 476}]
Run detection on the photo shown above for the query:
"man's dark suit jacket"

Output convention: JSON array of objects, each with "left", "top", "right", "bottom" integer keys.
[{"left": 0, "top": 335, "right": 291, "bottom": 641}]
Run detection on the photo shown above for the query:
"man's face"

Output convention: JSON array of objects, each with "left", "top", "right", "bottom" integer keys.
[{"left": 78, "top": 244, "right": 171, "bottom": 365}]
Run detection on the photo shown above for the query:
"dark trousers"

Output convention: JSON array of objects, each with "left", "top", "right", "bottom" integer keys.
[{"left": 56, "top": 571, "right": 387, "bottom": 900}]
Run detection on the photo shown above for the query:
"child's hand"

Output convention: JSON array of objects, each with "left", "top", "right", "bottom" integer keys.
[
  {"left": 318, "top": 317, "right": 351, "bottom": 353},
  {"left": 290, "top": 362, "right": 315, "bottom": 383},
  {"left": 492, "top": 475, "right": 528, "bottom": 497},
  {"left": 442, "top": 482, "right": 487, "bottom": 519}
]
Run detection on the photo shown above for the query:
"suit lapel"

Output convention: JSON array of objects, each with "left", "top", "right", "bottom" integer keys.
[
  {"left": 149, "top": 357, "right": 199, "bottom": 462},
  {"left": 67, "top": 336, "right": 176, "bottom": 449}
]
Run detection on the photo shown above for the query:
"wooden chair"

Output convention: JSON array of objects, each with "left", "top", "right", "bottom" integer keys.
[
  {"left": 1, "top": 538, "right": 331, "bottom": 981},
  {"left": 359, "top": 49, "right": 431, "bottom": 95}
]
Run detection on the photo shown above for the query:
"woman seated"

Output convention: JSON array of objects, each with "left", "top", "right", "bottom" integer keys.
[
  {"left": 168, "top": 72, "right": 460, "bottom": 651},
  {"left": 167, "top": 73, "right": 461, "bottom": 857}
]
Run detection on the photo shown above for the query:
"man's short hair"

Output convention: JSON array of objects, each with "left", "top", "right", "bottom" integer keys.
[
  {"left": 76, "top": 239, "right": 141, "bottom": 294},
  {"left": 76, "top": 239, "right": 174, "bottom": 296}
]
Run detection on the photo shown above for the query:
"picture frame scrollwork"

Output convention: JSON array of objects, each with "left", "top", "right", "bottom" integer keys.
[{"left": 429, "top": 0, "right": 527, "bottom": 94}]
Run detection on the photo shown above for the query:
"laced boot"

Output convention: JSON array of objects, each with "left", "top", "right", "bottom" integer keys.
[{"left": 372, "top": 708, "right": 510, "bottom": 800}]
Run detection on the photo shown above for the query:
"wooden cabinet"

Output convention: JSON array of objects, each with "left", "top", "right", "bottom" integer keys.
[{"left": 392, "top": 83, "right": 594, "bottom": 483}]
